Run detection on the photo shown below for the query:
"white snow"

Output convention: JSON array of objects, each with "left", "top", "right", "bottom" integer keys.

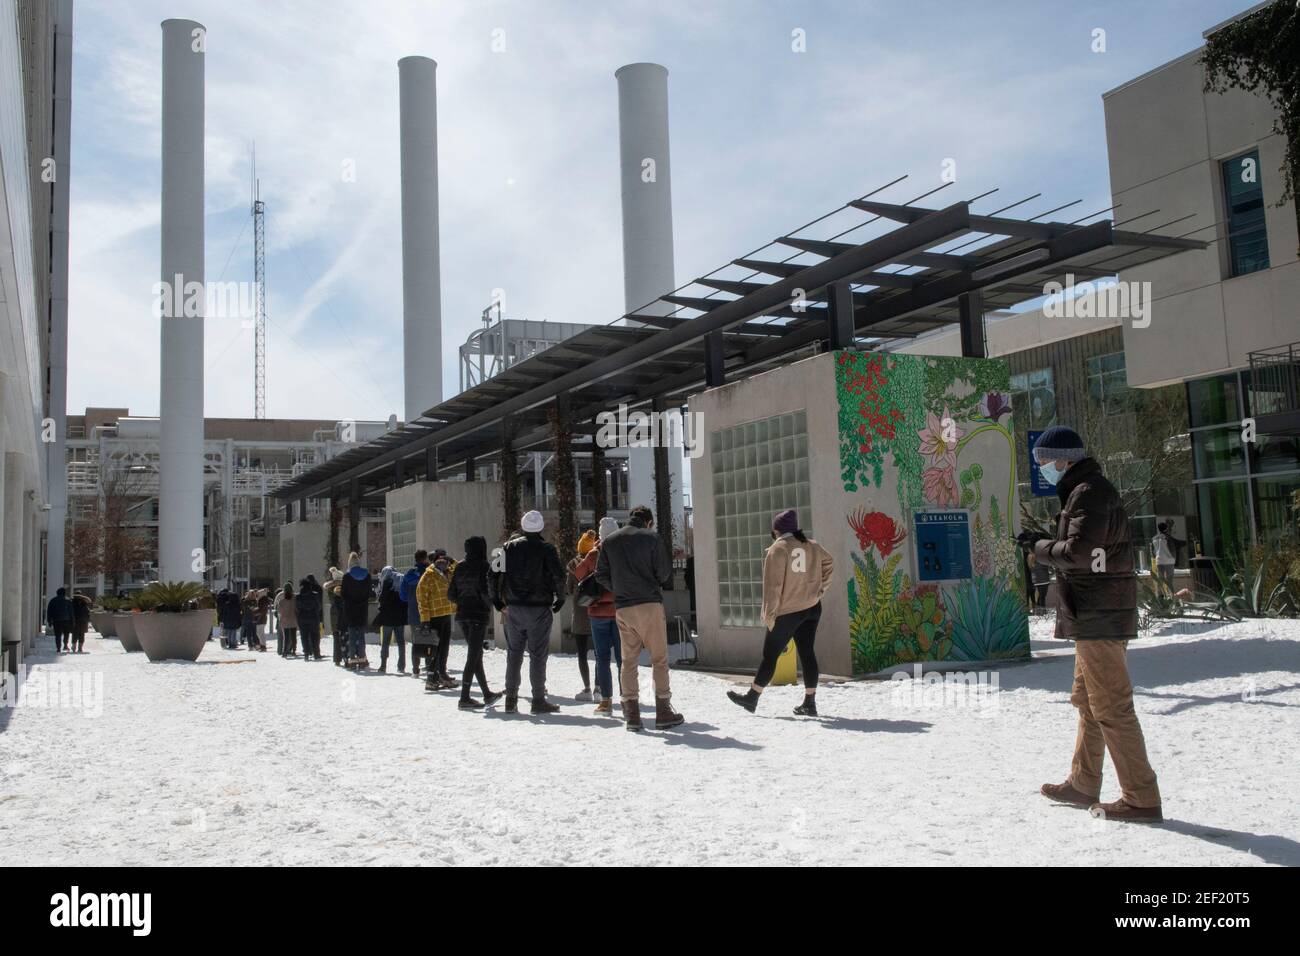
[{"left": 1, "top": 615, "right": 1297, "bottom": 866}]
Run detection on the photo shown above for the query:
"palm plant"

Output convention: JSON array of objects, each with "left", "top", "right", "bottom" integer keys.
[{"left": 139, "top": 581, "right": 211, "bottom": 613}]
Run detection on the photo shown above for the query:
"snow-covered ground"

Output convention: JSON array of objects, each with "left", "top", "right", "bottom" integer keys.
[{"left": 2, "top": 615, "right": 1297, "bottom": 866}]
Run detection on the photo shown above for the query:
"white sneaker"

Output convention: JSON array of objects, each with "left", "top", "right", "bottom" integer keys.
[{"left": 575, "top": 688, "right": 593, "bottom": 702}]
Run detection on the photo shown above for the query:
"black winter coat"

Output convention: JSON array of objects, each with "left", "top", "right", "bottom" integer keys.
[
  {"left": 1033, "top": 457, "right": 1138, "bottom": 640},
  {"left": 217, "top": 592, "right": 243, "bottom": 629},
  {"left": 339, "top": 568, "right": 374, "bottom": 627},
  {"left": 488, "top": 532, "right": 564, "bottom": 609},
  {"left": 294, "top": 586, "right": 322, "bottom": 627},
  {"left": 450, "top": 537, "right": 492, "bottom": 622},
  {"left": 376, "top": 577, "right": 407, "bottom": 626}
]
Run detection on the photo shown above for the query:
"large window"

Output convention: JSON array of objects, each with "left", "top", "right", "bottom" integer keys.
[
  {"left": 1187, "top": 370, "right": 1300, "bottom": 557},
  {"left": 1221, "top": 149, "right": 1270, "bottom": 277},
  {"left": 1087, "top": 353, "right": 1132, "bottom": 416},
  {"left": 390, "top": 508, "right": 416, "bottom": 571},
  {"left": 1010, "top": 367, "right": 1056, "bottom": 432},
  {"left": 712, "top": 410, "right": 811, "bottom": 628}
]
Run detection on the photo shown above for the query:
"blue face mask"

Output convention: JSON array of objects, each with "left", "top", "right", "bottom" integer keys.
[{"left": 1038, "top": 460, "right": 1064, "bottom": 486}]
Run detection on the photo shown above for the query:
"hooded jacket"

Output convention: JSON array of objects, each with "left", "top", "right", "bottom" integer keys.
[
  {"left": 401, "top": 562, "right": 429, "bottom": 627},
  {"left": 376, "top": 573, "right": 408, "bottom": 626},
  {"left": 339, "top": 565, "right": 374, "bottom": 628},
  {"left": 217, "top": 590, "right": 242, "bottom": 629},
  {"left": 47, "top": 593, "right": 75, "bottom": 624},
  {"left": 449, "top": 537, "right": 492, "bottom": 623},
  {"left": 294, "top": 584, "right": 322, "bottom": 627},
  {"left": 1033, "top": 456, "right": 1138, "bottom": 640},
  {"left": 488, "top": 532, "right": 564, "bottom": 609}
]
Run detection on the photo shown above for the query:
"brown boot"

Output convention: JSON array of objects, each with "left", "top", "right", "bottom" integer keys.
[
  {"left": 594, "top": 698, "right": 613, "bottom": 716},
  {"left": 654, "top": 698, "right": 684, "bottom": 730},
  {"left": 1041, "top": 780, "right": 1099, "bottom": 807},
  {"left": 1089, "top": 799, "right": 1163, "bottom": 823},
  {"left": 624, "top": 699, "right": 642, "bottom": 732}
]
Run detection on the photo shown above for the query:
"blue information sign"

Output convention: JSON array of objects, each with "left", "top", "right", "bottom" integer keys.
[
  {"left": 1028, "top": 429, "right": 1055, "bottom": 498},
  {"left": 913, "top": 510, "right": 973, "bottom": 582}
]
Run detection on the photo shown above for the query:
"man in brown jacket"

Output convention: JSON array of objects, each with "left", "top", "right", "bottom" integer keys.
[{"left": 1022, "top": 425, "right": 1161, "bottom": 822}]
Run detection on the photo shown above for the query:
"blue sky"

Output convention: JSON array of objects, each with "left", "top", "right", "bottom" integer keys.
[{"left": 66, "top": 0, "right": 1251, "bottom": 422}]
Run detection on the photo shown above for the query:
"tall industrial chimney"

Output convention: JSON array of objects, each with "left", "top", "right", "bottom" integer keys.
[
  {"left": 158, "top": 18, "right": 205, "bottom": 582},
  {"left": 616, "top": 62, "right": 684, "bottom": 539},
  {"left": 398, "top": 55, "right": 442, "bottom": 420}
]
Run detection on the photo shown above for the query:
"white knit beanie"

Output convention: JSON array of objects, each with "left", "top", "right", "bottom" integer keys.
[
  {"left": 598, "top": 516, "right": 620, "bottom": 541},
  {"left": 521, "top": 510, "right": 544, "bottom": 533}
]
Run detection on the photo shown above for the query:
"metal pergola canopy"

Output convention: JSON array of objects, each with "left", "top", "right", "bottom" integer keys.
[{"left": 275, "top": 180, "right": 1206, "bottom": 506}]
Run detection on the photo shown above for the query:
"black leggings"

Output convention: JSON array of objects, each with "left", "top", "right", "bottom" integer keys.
[
  {"left": 459, "top": 619, "right": 491, "bottom": 698},
  {"left": 754, "top": 603, "right": 822, "bottom": 690},
  {"left": 432, "top": 616, "right": 452, "bottom": 676},
  {"left": 573, "top": 632, "right": 590, "bottom": 688}
]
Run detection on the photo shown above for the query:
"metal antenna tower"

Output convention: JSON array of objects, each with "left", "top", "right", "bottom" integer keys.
[{"left": 252, "top": 145, "right": 267, "bottom": 419}]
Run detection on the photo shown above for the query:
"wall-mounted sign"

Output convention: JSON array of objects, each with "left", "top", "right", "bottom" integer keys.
[
  {"left": 913, "top": 510, "right": 973, "bottom": 582},
  {"left": 1028, "top": 429, "right": 1055, "bottom": 498}
]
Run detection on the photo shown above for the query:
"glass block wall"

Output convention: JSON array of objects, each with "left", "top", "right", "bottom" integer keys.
[
  {"left": 391, "top": 508, "right": 417, "bottom": 571},
  {"left": 711, "top": 410, "right": 812, "bottom": 627}
]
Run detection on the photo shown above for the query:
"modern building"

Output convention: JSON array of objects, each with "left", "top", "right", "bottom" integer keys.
[
  {"left": 1, "top": 0, "right": 73, "bottom": 673},
  {"left": 1101, "top": 2, "right": 1299, "bottom": 558},
  {"left": 62, "top": 408, "right": 389, "bottom": 596}
]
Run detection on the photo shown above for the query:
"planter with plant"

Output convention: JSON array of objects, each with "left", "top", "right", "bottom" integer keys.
[
  {"left": 113, "top": 603, "right": 142, "bottom": 652},
  {"left": 133, "top": 582, "right": 215, "bottom": 662}
]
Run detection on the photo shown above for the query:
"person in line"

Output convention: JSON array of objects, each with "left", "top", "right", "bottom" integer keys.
[
  {"left": 1150, "top": 522, "right": 1183, "bottom": 597},
  {"left": 1028, "top": 552, "right": 1052, "bottom": 612},
  {"left": 417, "top": 550, "right": 458, "bottom": 691},
  {"left": 276, "top": 582, "right": 299, "bottom": 657},
  {"left": 71, "top": 592, "right": 91, "bottom": 653},
  {"left": 255, "top": 589, "right": 272, "bottom": 649},
  {"left": 241, "top": 590, "right": 265, "bottom": 651},
  {"left": 295, "top": 575, "right": 324, "bottom": 661},
  {"left": 339, "top": 553, "right": 373, "bottom": 669},
  {"left": 448, "top": 536, "right": 503, "bottom": 709},
  {"left": 595, "top": 504, "right": 684, "bottom": 731},
  {"left": 1021, "top": 425, "right": 1162, "bottom": 823},
  {"left": 565, "top": 529, "right": 597, "bottom": 701},
  {"left": 573, "top": 516, "right": 622, "bottom": 715},
  {"left": 376, "top": 565, "right": 407, "bottom": 674},
  {"left": 47, "top": 587, "right": 75, "bottom": 653},
  {"left": 217, "top": 587, "right": 242, "bottom": 649},
  {"left": 401, "top": 550, "right": 432, "bottom": 679},
  {"left": 727, "top": 509, "right": 835, "bottom": 717},
  {"left": 489, "top": 510, "right": 566, "bottom": 715},
  {"left": 328, "top": 568, "right": 347, "bottom": 665}
]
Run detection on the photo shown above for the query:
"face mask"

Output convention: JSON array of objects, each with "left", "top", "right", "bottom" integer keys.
[{"left": 1038, "top": 460, "right": 1064, "bottom": 486}]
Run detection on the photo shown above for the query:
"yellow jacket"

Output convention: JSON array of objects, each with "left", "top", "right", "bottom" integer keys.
[
  {"left": 760, "top": 534, "right": 834, "bottom": 631},
  {"left": 416, "top": 562, "right": 457, "bottom": 620}
]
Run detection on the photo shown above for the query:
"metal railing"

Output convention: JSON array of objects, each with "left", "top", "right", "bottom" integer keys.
[{"left": 1247, "top": 343, "right": 1300, "bottom": 423}]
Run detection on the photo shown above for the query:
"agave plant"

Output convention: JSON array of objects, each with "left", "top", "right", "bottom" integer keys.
[
  {"left": 139, "top": 580, "right": 211, "bottom": 613},
  {"left": 946, "top": 577, "right": 1030, "bottom": 662},
  {"left": 1214, "top": 549, "right": 1297, "bottom": 619}
]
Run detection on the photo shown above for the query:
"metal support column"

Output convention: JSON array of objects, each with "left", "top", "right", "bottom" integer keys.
[
  {"left": 958, "top": 290, "right": 986, "bottom": 359},
  {"left": 826, "top": 279, "right": 856, "bottom": 350},
  {"left": 704, "top": 329, "right": 725, "bottom": 388},
  {"left": 348, "top": 478, "right": 361, "bottom": 554}
]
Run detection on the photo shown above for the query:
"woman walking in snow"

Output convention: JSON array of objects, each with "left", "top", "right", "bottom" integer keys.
[
  {"left": 376, "top": 565, "right": 407, "bottom": 674},
  {"left": 727, "top": 509, "right": 834, "bottom": 717},
  {"left": 573, "top": 517, "right": 622, "bottom": 715},
  {"left": 448, "top": 536, "right": 503, "bottom": 709}
]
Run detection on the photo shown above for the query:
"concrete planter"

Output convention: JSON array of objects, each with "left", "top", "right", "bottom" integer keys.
[
  {"left": 113, "top": 614, "right": 141, "bottom": 652},
  {"left": 135, "top": 610, "right": 212, "bottom": 662},
  {"left": 90, "top": 610, "right": 116, "bottom": 637}
]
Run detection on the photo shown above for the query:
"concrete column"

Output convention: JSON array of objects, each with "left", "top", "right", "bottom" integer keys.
[
  {"left": 398, "top": 56, "right": 443, "bottom": 420},
  {"left": 3, "top": 454, "right": 24, "bottom": 642},
  {"left": 158, "top": 18, "right": 206, "bottom": 581},
  {"left": 616, "top": 63, "right": 684, "bottom": 539},
  {"left": 43, "top": 0, "right": 74, "bottom": 603},
  {"left": 23, "top": 506, "right": 37, "bottom": 649}
]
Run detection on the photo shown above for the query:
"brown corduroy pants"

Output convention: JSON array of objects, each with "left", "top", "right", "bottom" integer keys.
[{"left": 1069, "top": 639, "right": 1161, "bottom": 808}]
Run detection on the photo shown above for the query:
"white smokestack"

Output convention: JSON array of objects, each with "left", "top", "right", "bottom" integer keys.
[
  {"left": 398, "top": 55, "right": 442, "bottom": 420},
  {"left": 615, "top": 62, "right": 684, "bottom": 541},
  {"left": 158, "top": 18, "right": 205, "bottom": 582}
]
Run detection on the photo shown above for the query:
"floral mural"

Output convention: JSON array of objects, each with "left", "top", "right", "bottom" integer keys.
[{"left": 836, "top": 351, "right": 1030, "bottom": 675}]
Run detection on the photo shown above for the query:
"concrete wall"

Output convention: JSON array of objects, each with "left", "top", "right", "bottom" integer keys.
[
  {"left": 689, "top": 352, "right": 852, "bottom": 676},
  {"left": 279, "top": 518, "right": 330, "bottom": 588},
  {"left": 384, "top": 480, "right": 504, "bottom": 565},
  {"left": 1103, "top": 47, "right": 1299, "bottom": 388}
]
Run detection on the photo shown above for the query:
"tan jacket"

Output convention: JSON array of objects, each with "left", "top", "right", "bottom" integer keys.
[{"left": 760, "top": 534, "right": 834, "bottom": 630}]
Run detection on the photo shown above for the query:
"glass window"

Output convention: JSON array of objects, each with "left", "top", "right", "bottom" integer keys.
[
  {"left": 1192, "top": 428, "right": 1247, "bottom": 479},
  {"left": 1253, "top": 475, "right": 1300, "bottom": 548},
  {"left": 1250, "top": 431, "right": 1300, "bottom": 475},
  {"left": 1187, "top": 374, "right": 1241, "bottom": 428},
  {"left": 1087, "top": 353, "right": 1132, "bottom": 417},
  {"left": 1221, "top": 149, "right": 1269, "bottom": 277},
  {"left": 711, "top": 409, "right": 812, "bottom": 628},
  {"left": 1196, "top": 480, "right": 1252, "bottom": 559},
  {"left": 390, "top": 508, "right": 417, "bottom": 571}
]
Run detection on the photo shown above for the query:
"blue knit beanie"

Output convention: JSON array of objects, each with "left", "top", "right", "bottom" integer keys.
[{"left": 1033, "top": 425, "right": 1085, "bottom": 462}]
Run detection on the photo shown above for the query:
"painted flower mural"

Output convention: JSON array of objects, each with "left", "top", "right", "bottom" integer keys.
[{"left": 836, "top": 352, "right": 1031, "bottom": 675}]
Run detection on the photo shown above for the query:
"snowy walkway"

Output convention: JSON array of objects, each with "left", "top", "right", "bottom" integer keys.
[{"left": 2, "top": 616, "right": 1298, "bottom": 866}]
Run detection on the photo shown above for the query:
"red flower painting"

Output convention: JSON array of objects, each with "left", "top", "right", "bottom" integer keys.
[{"left": 847, "top": 508, "right": 907, "bottom": 557}]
